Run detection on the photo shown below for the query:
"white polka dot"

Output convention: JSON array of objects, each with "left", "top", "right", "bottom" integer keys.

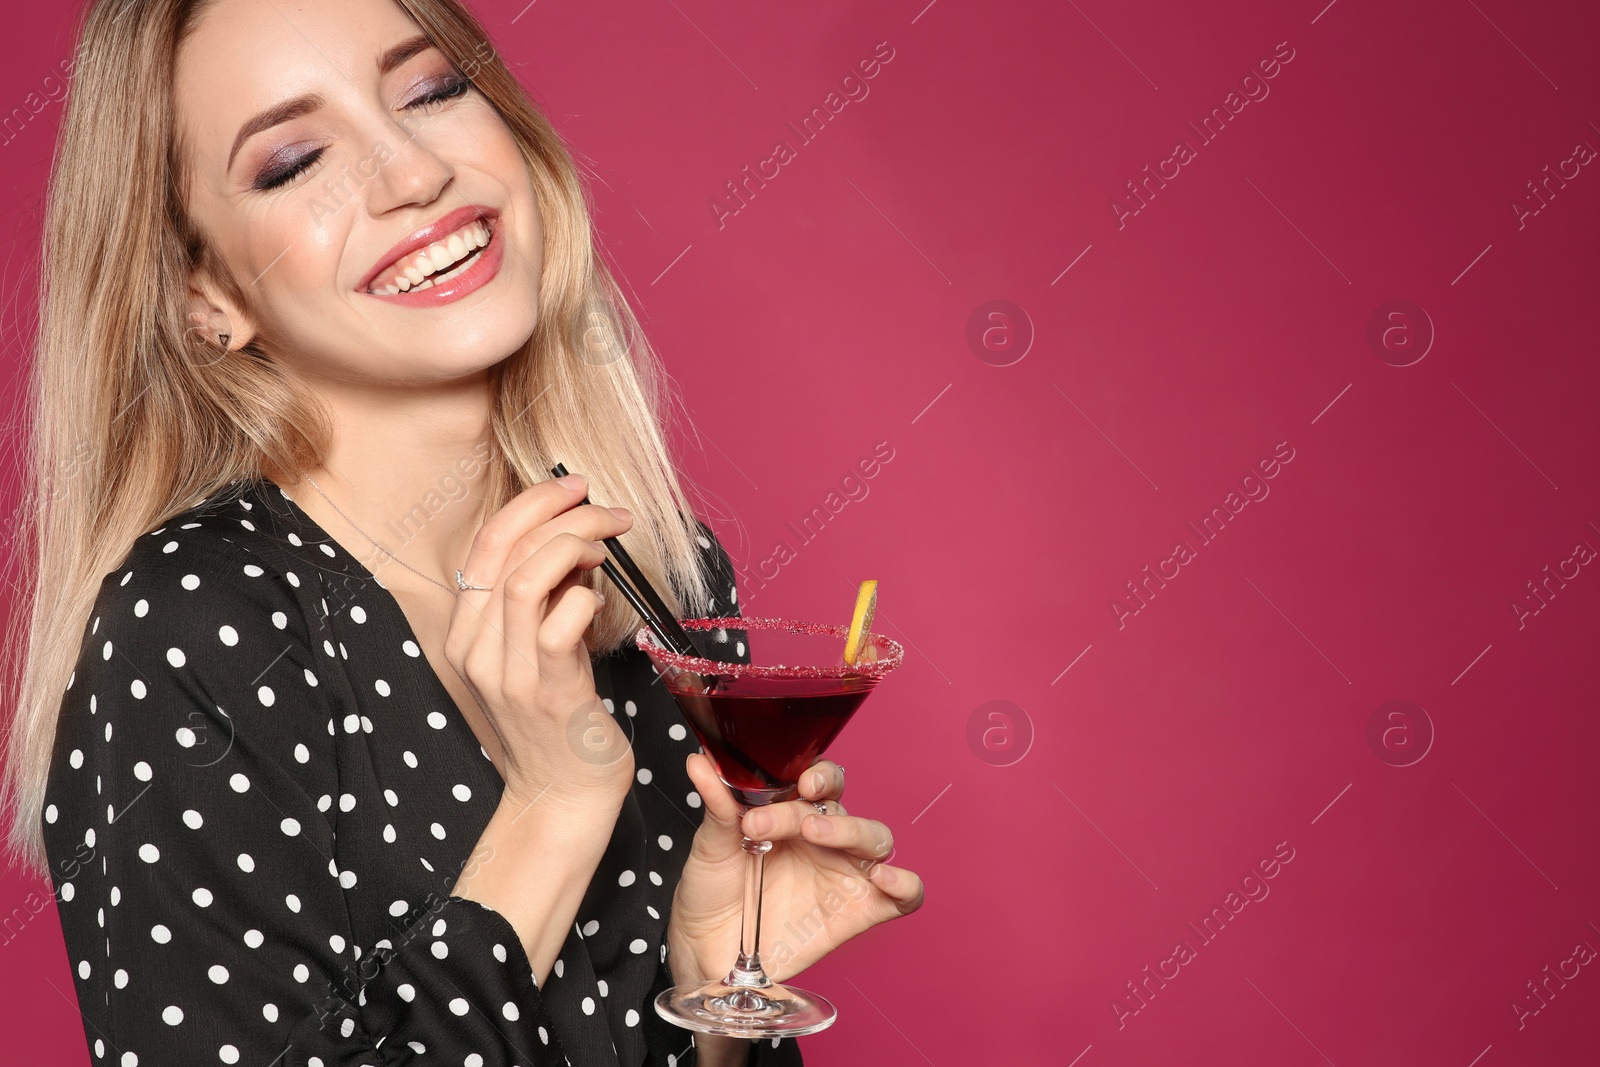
[
  {"left": 384, "top": 789, "right": 399, "bottom": 806},
  {"left": 286, "top": 894, "right": 301, "bottom": 913},
  {"left": 736, "top": 640, "right": 746, "bottom": 656},
  {"left": 60, "top": 882, "right": 74, "bottom": 901},
  {"left": 630, "top": 938, "right": 649, "bottom": 954},
  {"left": 182, "top": 574, "right": 200, "bottom": 590},
  {"left": 257, "top": 685, "right": 275, "bottom": 707},
  {"left": 272, "top": 611, "right": 287, "bottom": 629},
  {"left": 263, "top": 1003, "right": 278, "bottom": 1022},
  {"left": 350, "top": 605, "right": 367, "bottom": 624},
  {"left": 237, "top": 853, "right": 255, "bottom": 872},
  {"left": 466, "top": 1057, "right": 483, "bottom": 1067},
  {"left": 582, "top": 996, "right": 595, "bottom": 1015},
  {"left": 304, "top": 668, "right": 318, "bottom": 687},
  {"left": 175, "top": 727, "right": 196, "bottom": 747},
  {"left": 403, "top": 750, "right": 418, "bottom": 768},
  {"left": 403, "top": 640, "right": 420, "bottom": 657},
  {"left": 165, "top": 646, "right": 188, "bottom": 668},
  {"left": 598, "top": 979, "right": 608, "bottom": 996},
  {"left": 77, "top": 960, "right": 90, "bottom": 979},
  {"left": 69, "top": 749, "right": 84, "bottom": 769},
  {"left": 624, "top": 700, "right": 637, "bottom": 717},
  {"left": 383, "top": 823, "right": 397, "bottom": 843},
  {"left": 162, "top": 1005, "right": 183, "bottom": 1025},
  {"left": 229, "top": 773, "right": 249, "bottom": 793},
  {"left": 44, "top": 804, "right": 57, "bottom": 824},
  {"left": 658, "top": 835, "right": 673, "bottom": 850},
  {"left": 114, "top": 968, "right": 128, "bottom": 988},
  {"left": 502, "top": 1001, "right": 520, "bottom": 1021},
  {"left": 431, "top": 940, "right": 449, "bottom": 960},
  {"left": 294, "top": 964, "right": 310, "bottom": 983},
  {"left": 342, "top": 714, "right": 359, "bottom": 733},
  {"left": 669, "top": 723, "right": 689, "bottom": 741},
  {"left": 618, "top": 870, "right": 636, "bottom": 887},
  {"left": 452, "top": 784, "right": 471, "bottom": 802},
  {"left": 122, "top": 1053, "right": 138, "bottom": 1067},
  {"left": 581, "top": 919, "right": 599, "bottom": 937},
  {"left": 339, "top": 870, "right": 357, "bottom": 889},
  {"left": 244, "top": 929, "right": 264, "bottom": 949},
  {"left": 294, "top": 743, "right": 310, "bottom": 763},
  {"left": 133, "top": 761, "right": 153, "bottom": 781},
  {"left": 636, "top": 768, "right": 653, "bottom": 784},
  {"left": 339, "top": 793, "right": 356, "bottom": 812},
  {"left": 208, "top": 965, "right": 228, "bottom": 984},
  {"left": 138, "top": 843, "right": 159, "bottom": 863},
  {"left": 182, "top": 809, "right": 203, "bottom": 829},
  {"left": 649, "top": 871, "right": 663, "bottom": 886},
  {"left": 426, "top": 711, "right": 447, "bottom": 729},
  {"left": 134, "top": 599, "right": 149, "bottom": 617},
  {"left": 493, "top": 943, "right": 507, "bottom": 962},
  {"left": 243, "top": 564, "right": 263, "bottom": 576},
  {"left": 430, "top": 822, "right": 446, "bottom": 839},
  {"left": 396, "top": 982, "right": 415, "bottom": 1001},
  {"left": 687, "top": 791, "right": 702, "bottom": 808},
  {"left": 219, "top": 625, "right": 238, "bottom": 646},
  {"left": 329, "top": 934, "right": 345, "bottom": 954},
  {"left": 449, "top": 997, "right": 469, "bottom": 1016},
  {"left": 626, "top": 1008, "right": 640, "bottom": 1026},
  {"left": 192, "top": 888, "right": 213, "bottom": 907},
  {"left": 281, "top": 817, "right": 300, "bottom": 836},
  {"left": 220, "top": 1045, "right": 239, "bottom": 1063},
  {"left": 554, "top": 959, "right": 564, "bottom": 977}
]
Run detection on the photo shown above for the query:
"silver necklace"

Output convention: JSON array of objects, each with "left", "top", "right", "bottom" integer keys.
[{"left": 302, "top": 474, "right": 459, "bottom": 597}]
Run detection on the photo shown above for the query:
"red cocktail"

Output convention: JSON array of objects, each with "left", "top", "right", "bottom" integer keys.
[{"left": 635, "top": 616, "right": 903, "bottom": 1038}]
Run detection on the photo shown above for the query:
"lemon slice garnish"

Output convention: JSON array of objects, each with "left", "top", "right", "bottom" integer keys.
[{"left": 843, "top": 580, "right": 878, "bottom": 665}]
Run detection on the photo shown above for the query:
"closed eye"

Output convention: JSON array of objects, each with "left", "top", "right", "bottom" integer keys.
[{"left": 253, "top": 148, "right": 324, "bottom": 191}]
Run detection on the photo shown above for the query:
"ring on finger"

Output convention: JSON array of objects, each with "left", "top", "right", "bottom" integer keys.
[{"left": 812, "top": 799, "right": 829, "bottom": 816}]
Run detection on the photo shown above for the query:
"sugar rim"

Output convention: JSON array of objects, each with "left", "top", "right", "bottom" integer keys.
[{"left": 634, "top": 616, "right": 905, "bottom": 679}]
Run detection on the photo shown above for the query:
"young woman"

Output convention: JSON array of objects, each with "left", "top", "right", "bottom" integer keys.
[{"left": 0, "top": 1, "right": 924, "bottom": 1064}]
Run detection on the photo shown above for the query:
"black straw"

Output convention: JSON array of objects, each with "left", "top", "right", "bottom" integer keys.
[{"left": 550, "top": 464, "right": 699, "bottom": 658}]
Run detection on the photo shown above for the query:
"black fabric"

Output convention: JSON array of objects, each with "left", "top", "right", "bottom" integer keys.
[{"left": 41, "top": 476, "right": 802, "bottom": 1067}]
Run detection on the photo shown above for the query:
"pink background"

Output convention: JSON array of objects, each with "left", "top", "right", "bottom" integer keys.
[{"left": 4, "top": 0, "right": 1599, "bottom": 1063}]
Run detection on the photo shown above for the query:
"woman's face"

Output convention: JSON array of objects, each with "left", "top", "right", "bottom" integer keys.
[{"left": 175, "top": 0, "right": 542, "bottom": 384}]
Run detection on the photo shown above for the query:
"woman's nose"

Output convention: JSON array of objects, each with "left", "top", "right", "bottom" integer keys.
[{"left": 360, "top": 129, "right": 456, "bottom": 215}]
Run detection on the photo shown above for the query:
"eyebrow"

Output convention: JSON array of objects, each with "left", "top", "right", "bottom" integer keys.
[{"left": 225, "top": 35, "right": 438, "bottom": 171}]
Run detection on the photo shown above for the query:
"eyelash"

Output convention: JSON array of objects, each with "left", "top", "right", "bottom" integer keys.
[{"left": 250, "top": 75, "right": 473, "bottom": 192}]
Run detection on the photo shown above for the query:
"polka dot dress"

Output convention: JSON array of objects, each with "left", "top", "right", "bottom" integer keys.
[{"left": 41, "top": 478, "right": 803, "bottom": 1067}]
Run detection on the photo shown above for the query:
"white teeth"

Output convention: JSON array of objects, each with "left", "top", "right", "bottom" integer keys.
[{"left": 369, "top": 217, "right": 494, "bottom": 294}]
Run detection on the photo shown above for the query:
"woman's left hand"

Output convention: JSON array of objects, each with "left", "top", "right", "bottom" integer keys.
[{"left": 666, "top": 754, "right": 925, "bottom": 986}]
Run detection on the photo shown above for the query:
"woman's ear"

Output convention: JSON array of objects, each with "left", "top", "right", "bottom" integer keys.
[{"left": 185, "top": 270, "right": 257, "bottom": 353}]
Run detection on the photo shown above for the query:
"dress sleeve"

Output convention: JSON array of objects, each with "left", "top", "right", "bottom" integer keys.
[{"left": 41, "top": 530, "right": 570, "bottom": 1066}]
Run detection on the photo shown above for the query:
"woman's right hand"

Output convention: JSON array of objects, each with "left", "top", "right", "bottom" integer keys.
[{"left": 442, "top": 472, "right": 635, "bottom": 813}]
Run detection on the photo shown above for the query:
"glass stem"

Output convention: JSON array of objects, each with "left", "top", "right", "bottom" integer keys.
[{"left": 723, "top": 824, "right": 773, "bottom": 990}]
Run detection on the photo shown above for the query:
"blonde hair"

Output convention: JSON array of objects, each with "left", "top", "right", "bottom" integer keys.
[{"left": 2, "top": 0, "right": 722, "bottom": 875}]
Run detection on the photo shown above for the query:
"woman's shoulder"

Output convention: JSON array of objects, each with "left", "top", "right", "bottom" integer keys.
[
  {"left": 687, "top": 514, "right": 741, "bottom": 613},
  {"left": 90, "top": 478, "right": 331, "bottom": 645}
]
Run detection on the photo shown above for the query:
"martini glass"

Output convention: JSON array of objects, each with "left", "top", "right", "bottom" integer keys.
[{"left": 635, "top": 616, "right": 904, "bottom": 1038}]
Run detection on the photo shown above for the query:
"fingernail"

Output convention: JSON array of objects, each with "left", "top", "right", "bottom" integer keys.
[
  {"left": 609, "top": 507, "right": 631, "bottom": 520},
  {"left": 874, "top": 864, "right": 898, "bottom": 887},
  {"left": 747, "top": 810, "right": 772, "bottom": 835},
  {"left": 809, "top": 814, "right": 833, "bottom": 835},
  {"left": 556, "top": 474, "right": 584, "bottom": 490},
  {"left": 808, "top": 771, "right": 825, "bottom": 793}
]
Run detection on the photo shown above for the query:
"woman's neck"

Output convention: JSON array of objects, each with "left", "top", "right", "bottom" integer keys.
[{"left": 273, "top": 373, "right": 498, "bottom": 596}]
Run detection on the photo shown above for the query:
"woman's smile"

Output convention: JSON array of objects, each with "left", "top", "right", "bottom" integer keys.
[{"left": 358, "top": 204, "right": 505, "bottom": 306}]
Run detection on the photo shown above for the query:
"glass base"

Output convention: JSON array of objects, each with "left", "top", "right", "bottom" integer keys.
[{"left": 655, "top": 978, "right": 837, "bottom": 1039}]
